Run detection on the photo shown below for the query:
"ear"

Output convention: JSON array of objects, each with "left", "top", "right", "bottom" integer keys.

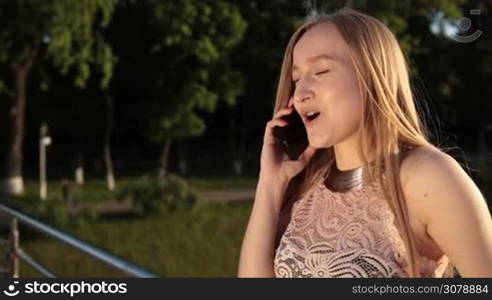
[{"left": 288, "top": 97, "right": 294, "bottom": 108}]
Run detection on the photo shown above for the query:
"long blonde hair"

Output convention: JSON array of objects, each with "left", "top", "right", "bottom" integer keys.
[{"left": 274, "top": 7, "right": 454, "bottom": 278}]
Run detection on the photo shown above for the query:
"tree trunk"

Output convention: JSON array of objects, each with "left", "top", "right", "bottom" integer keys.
[
  {"left": 2, "top": 49, "right": 37, "bottom": 195},
  {"left": 158, "top": 138, "right": 172, "bottom": 186},
  {"left": 229, "top": 97, "right": 250, "bottom": 177},
  {"left": 177, "top": 141, "right": 188, "bottom": 176},
  {"left": 39, "top": 123, "right": 49, "bottom": 200},
  {"left": 103, "top": 93, "right": 116, "bottom": 191},
  {"left": 75, "top": 153, "right": 84, "bottom": 185},
  {"left": 229, "top": 105, "right": 243, "bottom": 176},
  {"left": 238, "top": 99, "right": 249, "bottom": 175}
]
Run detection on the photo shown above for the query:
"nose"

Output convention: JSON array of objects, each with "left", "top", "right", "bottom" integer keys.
[{"left": 293, "top": 85, "right": 314, "bottom": 103}]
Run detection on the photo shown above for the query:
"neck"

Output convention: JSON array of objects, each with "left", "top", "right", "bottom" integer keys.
[{"left": 333, "top": 131, "right": 369, "bottom": 171}]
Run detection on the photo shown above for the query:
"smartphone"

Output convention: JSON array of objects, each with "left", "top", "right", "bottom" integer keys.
[{"left": 272, "top": 109, "right": 309, "bottom": 160}]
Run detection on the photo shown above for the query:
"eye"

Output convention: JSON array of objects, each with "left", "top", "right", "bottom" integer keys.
[{"left": 315, "top": 69, "right": 330, "bottom": 76}]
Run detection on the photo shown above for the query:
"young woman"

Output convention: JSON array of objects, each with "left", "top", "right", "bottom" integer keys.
[{"left": 238, "top": 8, "right": 492, "bottom": 278}]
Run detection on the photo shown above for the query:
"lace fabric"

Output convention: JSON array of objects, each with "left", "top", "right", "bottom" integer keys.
[{"left": 274, "top": 175, "right": 451, "bottom": 278}]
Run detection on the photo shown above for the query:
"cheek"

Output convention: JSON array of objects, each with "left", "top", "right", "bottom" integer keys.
[
  {"left": 333, "top": 70, "right": 361, "bottom": 101},
  {"left": 346, "top": 98, "right": 363, "bottom": 128},
  {"left": 324, "top": 96, "right": 361, "bottom": 141},
  {"left": 349, "top": 97, "right": 363, "bottom": 117},
  {"left": 335, "top": 77, "right": 362, "bottom": 123},
  {"left": 332, "top": 96, "right": 361, "bottom": 121}
]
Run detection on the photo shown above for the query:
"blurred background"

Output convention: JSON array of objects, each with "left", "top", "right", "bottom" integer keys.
[{"left": 0, "top": 0, "right": 490, "bottom": 277}]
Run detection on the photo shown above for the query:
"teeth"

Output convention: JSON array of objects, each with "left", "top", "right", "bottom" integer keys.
[{"left": 307, "top": 111, "right": 318, "bottom": 117}]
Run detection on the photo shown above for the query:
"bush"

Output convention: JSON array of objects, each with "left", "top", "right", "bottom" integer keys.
[
  {"left": 117, "top": 173, "right": 200, "bottom": 216},
  {"left": 36, "top": 197, "right": 69, "bottom": 225},
  {"left": 3, "top": 193, "right": 97, "bottom": 227}
]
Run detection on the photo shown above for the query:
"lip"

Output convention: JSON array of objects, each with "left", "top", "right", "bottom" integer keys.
[
  {"left": 299, "top": 108, "right": 321, "bottom": 121},
  {"left": 303, "top": 113, "right": 321, "bottom": 128}
]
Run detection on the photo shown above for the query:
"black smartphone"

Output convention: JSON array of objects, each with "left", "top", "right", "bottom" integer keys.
[{"left": 272, "top": 109, "right": 309, "bottom": 160}]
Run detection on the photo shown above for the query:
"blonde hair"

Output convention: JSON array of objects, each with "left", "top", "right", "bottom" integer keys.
[{"left": 274, "top": 7, "right": 454, "bottom": 278}]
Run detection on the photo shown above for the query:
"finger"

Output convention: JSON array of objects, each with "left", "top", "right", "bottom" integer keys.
[
  {"left": 264, "top": 119, "right": 288, "bottom": 144},
  {"left": 267, "top": 119, "right": 288, "bottom": 129},
  {"left": 299, "top": 146, "right": 317, "bottom": 163},
  {"left": 274, "top": 106, "right": 294, "bottom": 118}
]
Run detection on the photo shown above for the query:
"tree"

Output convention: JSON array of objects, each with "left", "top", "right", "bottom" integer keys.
[
  {"left": 0, "top": 0, "right": 117, "bottom": 195},
  {"left": 108, "top": 0, "right": 246, "bottom": 184}
]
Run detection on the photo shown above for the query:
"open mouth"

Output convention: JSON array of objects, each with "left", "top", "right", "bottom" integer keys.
[{"left": 306, "top": 112, "right": 321, "bottom": 122}]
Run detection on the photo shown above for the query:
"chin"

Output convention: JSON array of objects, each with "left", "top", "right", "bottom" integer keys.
[{"left": 308, "top": 139, "right": 329, "bottom": 149}]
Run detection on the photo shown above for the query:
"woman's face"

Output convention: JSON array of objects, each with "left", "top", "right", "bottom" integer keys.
[{"left": 291, "top": 22, "right": 362, "bottom": 149}]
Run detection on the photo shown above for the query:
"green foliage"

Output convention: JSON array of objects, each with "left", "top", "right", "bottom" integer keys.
[
  {"left": 47, "top": 0, "right": 118, "bottom": 89},
  {"left": 0, "top": 0, "right": 117, "bottom": 92},
  {"left": 117, "top": 174, "right": 200, "bottom": 216},
  {"left": 138, "top": 0, "right": 247, "bottom": 144},
  {"left": 359, "top": 0, "right": 465, "bottom": 56},
  {"left": 211, "top": 63, "right": 245, "bottom": 107},
  {"left": 36, "top": 197, "right": 70, "bottom": 225}
]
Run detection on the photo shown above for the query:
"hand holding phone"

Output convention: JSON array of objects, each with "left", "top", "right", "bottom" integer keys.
[
  {"left": 272, "top": 108, "right": 309, "bottom": 160},
  {"left": 259, "top": 105, "right": 316, "bottom": 187}
]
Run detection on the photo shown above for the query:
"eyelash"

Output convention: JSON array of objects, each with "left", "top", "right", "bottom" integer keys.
[{"left": 293, "top": 70, "right": 330, "bottom": 84}]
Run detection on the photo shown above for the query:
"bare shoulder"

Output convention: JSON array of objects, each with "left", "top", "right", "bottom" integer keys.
[
  {"left": 399, "top": 145, "right": 485, "bottom": 224},
  {"left": 399, "top": 146, "right": 458, "bottom": 189},
  {"left": 399, "top": 146, "right": 492, "bottom": 276}
]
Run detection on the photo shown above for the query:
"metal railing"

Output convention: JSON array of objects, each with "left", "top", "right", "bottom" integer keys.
[{"left": 0, "top": 204, "right": 158, "bottom": 278}]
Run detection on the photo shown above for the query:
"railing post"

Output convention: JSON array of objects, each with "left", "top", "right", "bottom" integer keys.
[
  {"left": 0, "top": 204, "right": 158, "bottom": 278},
  {"left": 8, "top": 218, "right": 19, "bottom": 278}
]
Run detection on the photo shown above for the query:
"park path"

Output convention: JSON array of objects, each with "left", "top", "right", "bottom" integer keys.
[{"left": 200, "top": 189, "right": 255, "bottom": 203}]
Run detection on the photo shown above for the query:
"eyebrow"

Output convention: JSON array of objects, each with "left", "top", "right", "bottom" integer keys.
[{"left": 292, "top": 54, "right": 337, "bottom": 72}]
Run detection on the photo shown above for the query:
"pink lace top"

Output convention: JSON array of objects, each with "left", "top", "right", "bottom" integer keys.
[{"left": 274, "top": 175, "right": 451, "bottom": 278}]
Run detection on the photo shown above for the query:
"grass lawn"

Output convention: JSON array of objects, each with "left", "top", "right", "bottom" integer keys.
[{"left": 0, "top": 175, "right": 257, "bottom": 277}]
